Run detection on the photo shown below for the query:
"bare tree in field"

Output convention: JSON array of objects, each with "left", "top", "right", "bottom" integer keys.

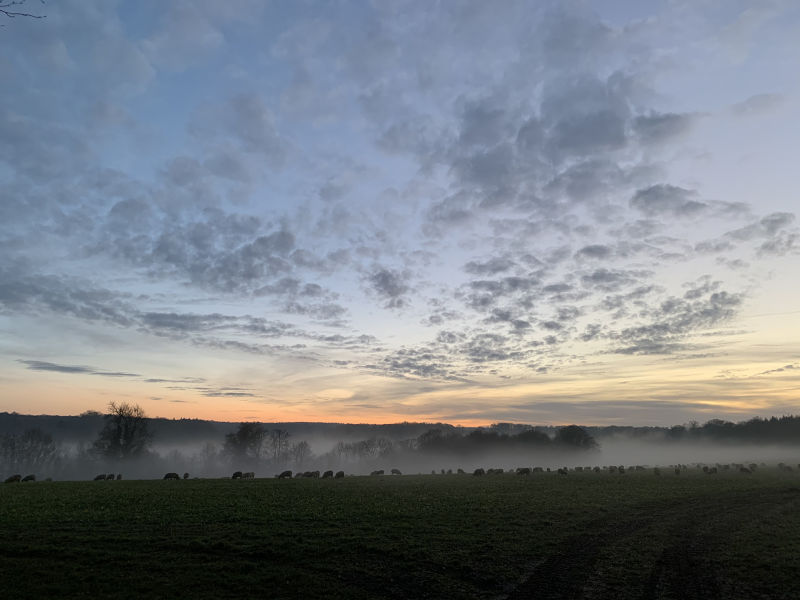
[
  {"left": 269, "top": 428, "right": 290, "bottom": 464},
  {"left": 92, "top": 402, "right": 152, "bottom": 460},
  {"left": 290, "top": 440, "right": 311, "bottom": 469}
]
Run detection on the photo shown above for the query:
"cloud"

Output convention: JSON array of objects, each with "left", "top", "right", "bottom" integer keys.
[
  {"left": 367, "top": 267, "right": 411, "bottom": 309},
  {"left": 633, "top": 112, "right": 695, "bottom": 145},
  {"left": 730, "top": 93, "right": 784, "bottom": 116},
  {"left": 630, "top": 185, "right": 707, "bottom": 217},
  {"left": 19, "top": 360, "right": 140, "bottom": 378}
]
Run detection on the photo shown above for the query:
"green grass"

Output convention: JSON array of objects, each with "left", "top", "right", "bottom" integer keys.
[{"left": 1, "top": 470, "right": 799, "bottom": 599}]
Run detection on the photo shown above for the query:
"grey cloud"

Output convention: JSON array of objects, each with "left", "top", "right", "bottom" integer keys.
[
  {"left": 576, "top": 244, "right": 612, "bottom": 259},
  {"left": 19, "top": 360, "right": 140, "bottom": 378},
  {"left": 19, "top": 360, "right": 93, "bottom": 374},
  {"left": 609, "top": 285, "right": 744, "bottom": 355},
  {"left": 581, "top": 268, "right": 649, "bottom": 292},
  {"left": 464, "top": 256, "right": 515, "bottom": 275},
  {"left": 633, "top": 112, "right": 695, "bottom": 145},
  {"left": 630, "top": 185, "right": 707, "bottom": 217},
  {"left": 730, "top": 93, "right": 783, "bottom": 116},
  {"left": 368, "top": 267, "right": 411, "bottom": 309}
]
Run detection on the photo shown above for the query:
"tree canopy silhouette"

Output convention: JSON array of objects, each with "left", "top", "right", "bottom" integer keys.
[{"left": 93, "top": 402, "right": 152, "bottom": 460}]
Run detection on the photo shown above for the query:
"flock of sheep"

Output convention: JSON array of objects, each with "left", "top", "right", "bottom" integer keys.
[{"left": 4, "top": 462, "right": 799, "bottom": 484}]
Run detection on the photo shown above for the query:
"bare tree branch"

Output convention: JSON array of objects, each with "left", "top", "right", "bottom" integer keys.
[{"left": 0, "top": 0, "right": 46, "bottom": 21}]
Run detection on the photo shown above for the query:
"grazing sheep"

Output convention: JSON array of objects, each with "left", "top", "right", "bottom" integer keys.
[
  {"left": 116, "top": 474, "right": 122, "bottom": 480},
  {"left": 163, "top": 472, "right": 180, "bottom": 480},
  {"left": 707, "top": 467, "right": 718, "bottom": 475},
  {"left": 278, "top": 470, "right": 293, "bottom": 479},
  {"left": 574, "top": 466, "right": 583, "bottom": 472},
  {"left": 5, "top": 474, "right": 21, "bottom": 483},
  {"left": 294, "top": 472, "right": 304, "bottom": 478},
  {"left": 370, "top": 470, "right": 384, "bottom": 476},
  {"left": 593, "top": 466, "right": 601, "bottom": 473},
  {"left": 391, "top": 468, "right": 402, "bottom": 475},
  {"left": 334, "top": 470, "right": 345, "bottom": 478},
  {"left": 322, "top": 470, "right": 334, "bottom": 478},
  {"left": 21, "top": 474, "right": 36, "bottom": 482},
  {"left": 106, "top": 473, "right": 115, "bottom": 480},
  {"left": 243, "top": 472, "right": 255, "bottom": 479},
  {"left": 749, "top": 464, "right": 758, "bottom": 471},
  {"left": 516, "top": 467, "right": 531, "bottom": 475},
  {"left": 457, "top": 468, "right": 465, "bottom": 475},
  {"left": 232, "top": 471, "right": 243, "bottom": 479},
  {"left": 94, "top": 474, "right": 107, "bottom": 481},
  {"left": 183, "top": 472, "right": 190, "bottom": 480},
  {"left": 740, "top": 467, "right": 751, "bottom": 474},
  {"left": 472, "top": 468, "right": 485, "bottom": 476},
  {"left": 533, "top": 467, "right": 544, "bottom": 473},
  {"left": 487, "top": 468, "right": 504, "bottom": 475},
  {"left": 702, "top": 466, "right": 709, "bottom": 474},
  {"left": 674, "top": 468, "right": 681, "bottom": 476},
  {"left": 557, "top": 468, "right": 568, "bottom": 475}
]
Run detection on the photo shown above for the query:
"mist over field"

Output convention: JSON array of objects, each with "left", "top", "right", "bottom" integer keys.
[{"left": 3, "top": 411, "right": 799, "bottom": 481}]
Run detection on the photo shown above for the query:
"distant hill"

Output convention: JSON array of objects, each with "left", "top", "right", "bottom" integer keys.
[{"left": 1, "top": 412, "right": 799, "bottom": 446}]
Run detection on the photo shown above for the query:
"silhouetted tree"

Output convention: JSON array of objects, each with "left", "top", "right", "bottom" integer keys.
[
  {"left": 269, "top": 428, "right": 290, "bottom": 464},
  {"left": 554, "top": 425, "right": 598, "bottom": 451},
  {"left": 0, "top": 428, "right": 58, "bottom": 473},
  {"left": 290, "top": 440, "right": 311, "bottom": 468},
  {"left": 92, "top": 402, "right": 152, "bottom": 460},
  {"left": 223, "top": 423, "right": 266, "bottom": 461}
]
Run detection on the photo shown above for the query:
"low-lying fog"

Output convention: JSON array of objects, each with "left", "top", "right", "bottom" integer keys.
[{"left": 30, "top": 439, "right": 800, "bottom": 481}]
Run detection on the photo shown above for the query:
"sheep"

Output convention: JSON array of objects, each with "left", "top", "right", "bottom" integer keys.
[
  {"left": 163, "top": 472, "right": 180, "bottom": 480},
  {"left": 183, "top": 472, "right": 190, "bottom": 480},
  {"left": 94, "top": 474, "right": 107, "bottom": 481},
  {"left": 21, "top": 474, "right": 36, "bottom": 482},
  {"left": 390, "top": 468, "right": 402, "bottom": 475},
  {"left": 473, "top": 468, "right": 485, "bottom": 476},
  {"left": 242, "top": 472, "right": 255, "bottom": 479},
  {"left": 674, "top": 468, "right": 681, "bottom": 476},
  {"left": 593, "top": 466, "right": 601, "bottom": 473},
  {"left": 278, "top": 470, "right": 293, "bottom": 479},
  {"left": 334, "top": 470, "right": 345, "bottom": 478},
  {"left": 4, "top": 474, "right": 21, "bottom": 483},
  {"left": 232, "top": 471, "right": 243, "bottom": 479},
  {"left": 516, "top": 467, "right": 531, "bottom": 475},
  {"left": 370, "top": 470, "right": 384, "bottom": 476},
  {"left": 322, "top": 470, "right": 334, "bottom": 478},
  {"left": 739, "top": 467, "right": 752, "bottom": 474},
  {"left": 106, "top": 473, "right": 115, "bottom": 480},
  {"left": 116, "top": 474, "right": 122, "bottom": 480},
  {"left": 457, "top": 468, "right": 465, "bottom": 475},
  {"left": 294, "top": 472, "right": 304, "bottom": 478},
  {"left": 557, "top": 468, "right": 568, "bottom": 475}
]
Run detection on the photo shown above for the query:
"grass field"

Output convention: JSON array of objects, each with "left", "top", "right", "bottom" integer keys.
[{"left": 1, "top": 469, "right": 799, "bottom": 599}]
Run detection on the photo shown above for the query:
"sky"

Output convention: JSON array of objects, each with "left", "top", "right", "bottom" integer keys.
[{"left": 1, "top": 0, "right": 799, "bottom": 426}]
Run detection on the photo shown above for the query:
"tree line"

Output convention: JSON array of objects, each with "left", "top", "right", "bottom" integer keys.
[{"left": 4, "top": 405, "right": 800, "bottom": 479}]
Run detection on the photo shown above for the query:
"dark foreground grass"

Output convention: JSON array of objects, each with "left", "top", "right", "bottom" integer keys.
[{"left": 1, "top": 471, "right": 799, "bottom": 599}]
